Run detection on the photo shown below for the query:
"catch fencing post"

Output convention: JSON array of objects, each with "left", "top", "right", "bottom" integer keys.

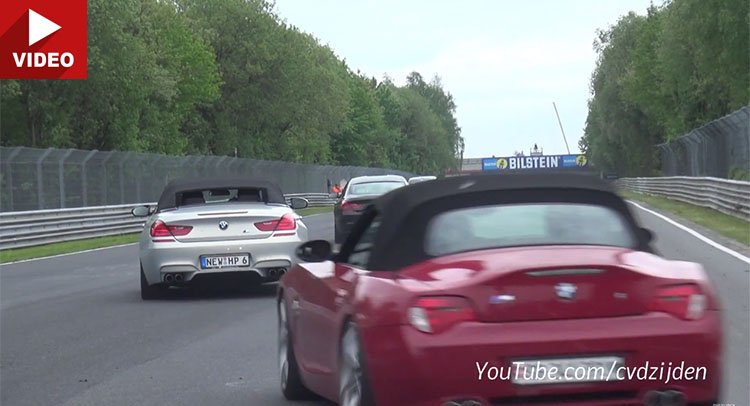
[
  {"left": 81, "top": 149, "right": 98, "bottom": 207},
  {"left": 58, "top": 149, "right": 74, "bottom": 208},
  {"left": 101, "top": 151, "right": 115, "bottom": 205},
  {"left": 135, "top": 154, "right": 144, "bottom": 203},
  {"left": 119, "top": 152, "right": 132, "bottom": 204},
  {"left": 4, "top": 147, "right": 22, "bottom": 211},
  {"left": 35, "top": 148, "right": 53, "bottom": 209},
  {"left": 145, "top": 154, "right": 162, "bottom": 202}
]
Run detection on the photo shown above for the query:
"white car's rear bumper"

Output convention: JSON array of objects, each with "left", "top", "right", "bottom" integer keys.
[{"left": 140, "top": 234, "right": 305, "bottom": 285}]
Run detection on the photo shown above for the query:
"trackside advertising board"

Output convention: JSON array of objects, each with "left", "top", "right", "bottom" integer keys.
[{"left": 482, "top": 154, "right": 588, "bottom": 171}]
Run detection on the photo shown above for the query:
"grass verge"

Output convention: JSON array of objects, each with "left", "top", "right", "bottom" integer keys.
[
  {"left": 620, "top": 190, "right": 750, "bottom": 245},
  {"left": 295, "top": 206, "right": 333, "bottom": 216},
  {"left": 0, "top": 234, "right": 140, "bottom": 264},
  {"left": 1, "top": 206, "right": 335, "bottom": 264}
]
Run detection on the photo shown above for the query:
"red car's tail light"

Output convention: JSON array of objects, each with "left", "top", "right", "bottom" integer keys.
[
  {"left": 649, "top": 284, "right": 706, "bottom": 320},
  {"left": 254, "top": 214, "right": 297, "bottom": 232},
  {"left": 408, "top": 296, "right": 476, "bottom": 334},
  {"left": 150, "top": 220, "right": 192, "bottom": 239},
  {"left": 341, "top": 200, "right": 363, "bottom": 215}
]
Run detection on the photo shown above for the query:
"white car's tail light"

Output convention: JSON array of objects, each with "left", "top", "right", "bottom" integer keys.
[
  {"left": 254, "top": 214, "right": 297, "bottom": 233},
  {"left": 150, "top": 220, "right": 192, "bottom": 239},
  {"left": 649, "top": 284, "right": 706, "bottom": 320},
  {"left": 408, "top": 296, "right": 476, "bottom": 334},
  {"left": 274, "top": 214, "right": 296, "bottom": 231}
]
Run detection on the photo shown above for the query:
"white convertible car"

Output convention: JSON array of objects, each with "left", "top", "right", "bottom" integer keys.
[{"left": 131, "top": 177, "right": 309, "bottom": 299}]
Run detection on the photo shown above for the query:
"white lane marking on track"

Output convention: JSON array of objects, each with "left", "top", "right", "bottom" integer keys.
[
  {"left": 301, "top": 212, "right": 331, "bottom": 219},
  {"left": 628, "top": 201, "right": 750, "bottom": 265},
  {"left": 0, "top": 243, "right": 137, "bottom": 266},
  {"left": 225, "top": 380, "right": 249, "bottom": 387}
]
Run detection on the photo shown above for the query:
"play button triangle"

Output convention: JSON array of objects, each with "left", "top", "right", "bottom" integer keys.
[{"left": 28, "top": 9, "right": 61, "bottom": 47}]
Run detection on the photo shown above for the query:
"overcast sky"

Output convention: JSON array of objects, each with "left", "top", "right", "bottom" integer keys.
[{"left": 274, "top": 0, "right": 655, "bottom": 158}]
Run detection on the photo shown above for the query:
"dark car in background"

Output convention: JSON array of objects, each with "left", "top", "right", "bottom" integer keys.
[
  {"left": 331, "top": 175, "right": 407, "bottom": 243},
  {"left": 408, "top": 175, "right": 437, "bottom": 184}
]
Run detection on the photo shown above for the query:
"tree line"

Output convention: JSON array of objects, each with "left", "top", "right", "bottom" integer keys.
[
  {"left": 579, "top": 0, "right": 749, "bottom": 176},
  {"left": 0, "top": 0, "right": 463, "bottom": 175}
]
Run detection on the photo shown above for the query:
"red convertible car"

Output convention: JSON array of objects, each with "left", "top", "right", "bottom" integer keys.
[{"left": 278, "top": 172, "right": 722, "bottom": 406}]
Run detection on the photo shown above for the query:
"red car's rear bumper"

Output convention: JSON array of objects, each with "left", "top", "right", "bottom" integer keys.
[{"left": 360, "top": 311, "right": 721, "bottom": 406}]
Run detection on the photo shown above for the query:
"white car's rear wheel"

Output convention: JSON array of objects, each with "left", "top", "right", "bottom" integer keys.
[{"left": 140, "top": 265, "right": 163, "bottom": 300}]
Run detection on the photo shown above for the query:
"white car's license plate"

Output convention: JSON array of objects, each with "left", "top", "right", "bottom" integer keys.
[
  {"left": 511, "top": 356, "right": 624, "bottom": 385},
  {"left": 200, "top": 254, "right": 250, "bottom": 269}
]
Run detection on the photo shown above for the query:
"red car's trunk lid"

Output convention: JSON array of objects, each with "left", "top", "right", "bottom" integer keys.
[
  {"left": 468, "top": 265, "right": 652, "bottom": 322},
  {"left": 398, "top": 246, "right": 656, "bottom": 323}
]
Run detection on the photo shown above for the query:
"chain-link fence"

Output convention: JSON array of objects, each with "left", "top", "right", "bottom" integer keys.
[
  {"left": 658, "top": 106, "right": 749, "bottom": 178},
  {"left": 0, "top": 147, "right": 414, "bottom": 212}
]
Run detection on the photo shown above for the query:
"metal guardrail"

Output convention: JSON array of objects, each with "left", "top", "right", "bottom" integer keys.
[
  {"left": 617, "top": 177, "right": 750, "bottom": 221},
  {"left": 0, "top": 193, "right": 334, "bottom": 250},
  {"left": 5, "top": 177, "right": 747, "bottom": 250},
  {"left": 284, "top": 193, "right": 336, "bottom": 207}
]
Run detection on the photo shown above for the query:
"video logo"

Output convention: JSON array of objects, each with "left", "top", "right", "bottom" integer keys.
[{"left": 0, "top": 1, "right": 87, "bottom": 79}]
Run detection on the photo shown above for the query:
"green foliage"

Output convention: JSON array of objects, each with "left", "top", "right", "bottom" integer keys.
[
  {"left": 620, "top": 190, "right": 750, "bottom": 245},
  {"left": 729, "top": 166, "right": 750, "bottom": 181},
  {"left": 583, "top": 0, "right": 749, "bottom": 176},
  {"left": 0, "top": 233, "right": 140, "bottom": 264},
  {"left": 0, "top": 0, "right": 222, "bottom": 154},
  {"left": 331, "top": 73, "right": 388, "bottom": 167},
  {"left": 1, "top": 0, "right": 462, "bottom": 175}
]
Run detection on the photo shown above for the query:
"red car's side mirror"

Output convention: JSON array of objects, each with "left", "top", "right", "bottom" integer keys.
[
  {"left": 334, "top": 264, "right": 352, "bottom": 280},
  {"left": 639, "top": 227, "right": 654, "bottom": 244},
  {"left": 296, "top": 240, "right": 332, "bottom": 262}
]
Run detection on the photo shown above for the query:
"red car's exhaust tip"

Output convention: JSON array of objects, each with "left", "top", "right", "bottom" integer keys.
[
  {"left": 442, "top": 400, "right": 482, "bottom": 406},
  {"left": 644, "top": 390, "right": 686, "bottom": 406}
]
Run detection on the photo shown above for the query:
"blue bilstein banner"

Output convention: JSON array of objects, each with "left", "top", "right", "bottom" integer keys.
[{"left": 482, "top": 154, "right": 588, "bottom": 171}]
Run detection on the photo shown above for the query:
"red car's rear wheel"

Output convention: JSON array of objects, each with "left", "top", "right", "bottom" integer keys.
[
  {"left": 339, "top": 322, "right": 374, "bottom": 406},
  {"left": 278, "top": 298, "right": 315, "bottom": 400}
]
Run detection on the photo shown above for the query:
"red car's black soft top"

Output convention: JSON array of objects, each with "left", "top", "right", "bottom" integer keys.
[
  {"left": 156, "top": 176, "right": 286, "bottom": 211},
  {"left": 343, "top": 171, "right": 650, "bottom": 271}
]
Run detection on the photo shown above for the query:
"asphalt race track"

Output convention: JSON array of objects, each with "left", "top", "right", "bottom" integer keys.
[{"left": 1, "top": 210, "right": 748, "bottom": 406}]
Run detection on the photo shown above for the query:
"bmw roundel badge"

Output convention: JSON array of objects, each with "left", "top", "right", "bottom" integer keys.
[{"left": 555, "top": 283, "right": 577, "bottom": 300}]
